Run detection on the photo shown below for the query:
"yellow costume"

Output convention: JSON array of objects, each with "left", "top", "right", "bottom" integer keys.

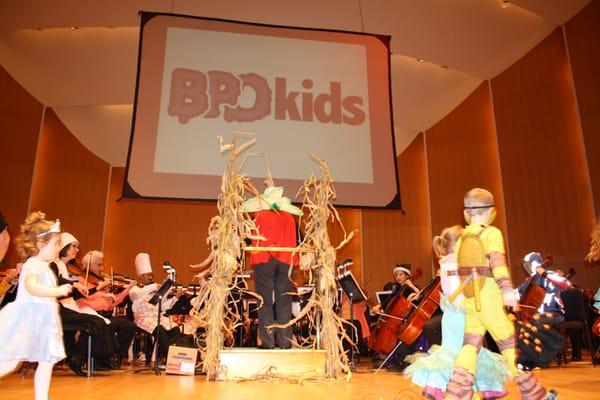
[{"left": 445, "top": 223, "right": 548, "bottom": 400}]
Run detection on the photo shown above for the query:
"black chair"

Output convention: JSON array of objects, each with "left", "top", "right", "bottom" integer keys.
[
  {"left": 62, "top": 325, "right": 94, "bottom": 376},
  {"left": 556, "top": 288, "right": 596, "bottom": 367}
]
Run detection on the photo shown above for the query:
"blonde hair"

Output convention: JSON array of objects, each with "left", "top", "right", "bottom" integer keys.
[
  {"left": 82, "top": 250, "right": 104, "bottom": 271},
  {"left": 464, "top": 187, "right": 494, "bottom": 217},
  {"left": 15, "top": 211, "right": 57, "bottom": 260},
  {"left": 432, "top": 225, "right": 464, "bottom": 258}
]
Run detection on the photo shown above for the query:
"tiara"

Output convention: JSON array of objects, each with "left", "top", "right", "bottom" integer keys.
[{"left": 37, "top": 219, "right": 61, "bottom": 238}]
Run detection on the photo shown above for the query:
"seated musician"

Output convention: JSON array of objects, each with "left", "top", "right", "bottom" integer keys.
[
  {"left": 129, "top": 253, "right": 192, "bottom": 362},
  {"left": 517, "top": 252, "right": 571, "bottom": 316},
  {"left": 516, "top": 252, "right": 574, "bottom": 365},
  {"left": 76, "top": 251, "right": 137, "bottom": 367},
  {"left": 371, "top": 263, "right": 436, "bottom": 372},
  {"left": 51, "top": 232, "right": 118, "bottom": 375},
  {"left": 375, "top": 264, "right": 443, "bottom": 347}
]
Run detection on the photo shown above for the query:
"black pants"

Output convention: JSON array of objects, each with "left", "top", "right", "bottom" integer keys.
[
  {"left": 254, "top": 257, "right": 293, "bottom": 349},
  {"left": 60, "top": 305, "right": 116, "bottom": 359},
  {"left": 151, "top": 326, "right": 192, "bottom": 358},
  {"left": 109, "top": 316, "right": 136, "bottom": 359},
  {"left": 422, "top": 312, "right": 443, "bottom": 347}
]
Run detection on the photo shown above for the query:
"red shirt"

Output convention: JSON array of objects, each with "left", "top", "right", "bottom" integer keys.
[{"left": 250, "top": 210, "right": 298, "bottom": 266}]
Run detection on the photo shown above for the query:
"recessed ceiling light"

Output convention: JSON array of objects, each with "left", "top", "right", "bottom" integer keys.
[
  {"left": 416, "top": 58, "right": 424, "bottom": 63},
  {"left": 502, "top": 1, "right": 510, "bottom": 8},
  {"left": 69, "top": 26, "right": 79, "bottom": 30}
]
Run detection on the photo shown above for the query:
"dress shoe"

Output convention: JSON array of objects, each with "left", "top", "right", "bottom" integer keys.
[{"left": 66, "top": 356, "right": 86, "bottom": 376}]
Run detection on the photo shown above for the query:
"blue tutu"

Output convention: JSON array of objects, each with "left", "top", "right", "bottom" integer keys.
[{"left": 404, "top": 301, "right": 509, "bottom": 397}]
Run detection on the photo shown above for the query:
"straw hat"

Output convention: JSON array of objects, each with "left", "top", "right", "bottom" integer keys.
[{"left": 242, "top": 186, "right": 303, "bottom": 216}]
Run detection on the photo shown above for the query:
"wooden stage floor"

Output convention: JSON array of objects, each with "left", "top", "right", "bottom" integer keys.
[{"left": 2, "top": 361, "right": 598, "bottom": 399}]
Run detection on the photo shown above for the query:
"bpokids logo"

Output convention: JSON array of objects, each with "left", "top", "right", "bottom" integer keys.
[{"left": 167, "top": 68, "right": 366, "bottom": 126}]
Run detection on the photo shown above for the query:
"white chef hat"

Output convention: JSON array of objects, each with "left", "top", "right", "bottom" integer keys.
[{"left": 135, "top": 252, "right": 153, "bottom": 276}]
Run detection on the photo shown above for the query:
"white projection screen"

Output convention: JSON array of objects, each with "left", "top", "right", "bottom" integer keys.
[{"left": 124, "top": 12, "right": 400, "bottom": 208}]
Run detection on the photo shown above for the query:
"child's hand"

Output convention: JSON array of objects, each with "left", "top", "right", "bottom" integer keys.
[
  {"left": 58, "top": 284, "right": 73, "bottom": 297},
  {"left": 502, "top": 291, "right": 517, "bottom": 308}
]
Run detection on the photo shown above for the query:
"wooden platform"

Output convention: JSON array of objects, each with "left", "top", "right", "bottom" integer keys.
[
  {"left": 218, "top": 348, "right": 326, "bottom": 380},
  {"left": 1, "top": 360, "right": 599, "bottom": 399}
]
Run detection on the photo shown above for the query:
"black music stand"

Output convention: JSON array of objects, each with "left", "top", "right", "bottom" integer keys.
[
  {"left": 336, "top": 271, "right": 367, "bottom": 369},
  {"left": 135, "top": 277, "right": 174, "bottom": 375}
]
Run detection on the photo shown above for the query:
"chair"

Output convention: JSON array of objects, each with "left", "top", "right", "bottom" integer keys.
[
  {"left": 62, "top": 325, "right": 94, "bottom": 376},
  {"left": 555, "top": 288, "right": 596, "bottom": 367}
]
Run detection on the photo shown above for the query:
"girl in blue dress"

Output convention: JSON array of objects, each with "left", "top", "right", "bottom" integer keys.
[{"left": 0, "top": 212, "right": 72, "bottom": 400}]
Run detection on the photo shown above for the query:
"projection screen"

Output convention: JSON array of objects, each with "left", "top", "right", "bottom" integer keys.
[{"left": 124, "top": 12, "right": 400, "bottom": 208}]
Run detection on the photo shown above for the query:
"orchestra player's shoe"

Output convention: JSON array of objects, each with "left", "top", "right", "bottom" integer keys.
[
  {"left": 543, "top": 390, "right": 559, "bottom": 400},
  {"left": 66, "top": 356, "right": 86, "bottom": 377}
]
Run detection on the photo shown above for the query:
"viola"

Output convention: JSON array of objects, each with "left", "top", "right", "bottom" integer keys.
[{"left": 397, "top": 276, "right": 441, "bottom": 344}]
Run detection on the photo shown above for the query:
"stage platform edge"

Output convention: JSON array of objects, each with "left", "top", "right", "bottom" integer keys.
[{"left": 218, "top": 348, "right": 326, "bottom": 380}]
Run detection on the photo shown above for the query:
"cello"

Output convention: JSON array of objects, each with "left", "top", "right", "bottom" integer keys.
[
  {"left": 398, "top": 276, "right": 442, "bottom": 344},
  {"left": 368, "top": 269, "right": 423, "bottom": 354}
]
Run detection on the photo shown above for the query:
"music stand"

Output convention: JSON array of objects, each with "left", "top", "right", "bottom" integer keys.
[
  {"left": 144, "top": 277, "right": 174, "bottom": 375},
  {"left": 336, "top": 271, "right": 367, "bottom": 369}
]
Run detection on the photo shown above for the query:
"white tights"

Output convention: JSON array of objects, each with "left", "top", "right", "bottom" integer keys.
[{"left": 0, "top": 360, "right": 55, "bottom": 400}]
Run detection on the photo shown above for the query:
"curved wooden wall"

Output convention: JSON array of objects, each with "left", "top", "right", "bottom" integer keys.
[
  {"left": 0, "top": 65, "right": 43, "bottom": 265},
  {"left": 425, "top": 82, "right": 506, "bottom": 248},
  {"left": 362, "top": 133, "right": 432, "bottom": 294},
  {"left": 103, "top": 167, "right": 217, "bottom": 284},
  {"left": 491, "top": 28, "right": 595, "bottom": 286},
  {"left": 29, "top": 109, "right": 110, "bottom": 259},
  {"left": 565, "top": 0, "right": 600, "bottom": 218}
]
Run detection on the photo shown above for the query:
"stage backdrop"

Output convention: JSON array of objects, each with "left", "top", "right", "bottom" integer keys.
[{"left": 124, "top": 12, "right": 399, "bottom": 208}]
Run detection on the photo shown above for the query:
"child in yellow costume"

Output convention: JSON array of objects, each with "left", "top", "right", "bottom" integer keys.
[{"left": 445, "top": 188, "right": 557, "bottom": 400}]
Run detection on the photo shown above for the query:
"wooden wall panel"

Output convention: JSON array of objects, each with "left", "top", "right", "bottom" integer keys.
[
  {"left": 565, "top": 0, "right": 600, "bottom": 218},
  {"left": 425, "top": 82, "right": 506, "bottom": 245},
  {"left": 362, "top": 133, "right": 432, "bottom": 295},
  {"left": 491, "top": 28, "right": 596, "bottom": 288},
  {"left": 29, "top": 109, "right": 110, "bottom": 259},
  {"left": 327, "top": 208, "right": 362, "bottom": 283},
  {"left": 0, "top": 65, "right": 43, "bottom": 265},
  {"left": 103, "top": 167, "right": 218, "bottom": 284}
]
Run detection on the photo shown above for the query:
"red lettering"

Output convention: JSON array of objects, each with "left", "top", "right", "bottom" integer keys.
[
  {"left": 204, "top": 71, "right": 241, "bottom": 119},
  {"left": 342, "top": 96, "right": 366, "bottom": 125},
  {"left": 224, "top": 73, "right": 271, "bottom": 123},
  {"left": 167, "top": 68, "right": 208, "bottom": 124},
  {"left": 274, "top": 77, "right": 301, "bottom": 121},
  {"left": 167, "top": 68, "right": 365, "bottom": 126},
  {"left": 314, "top": 82, "right": 342, "bottom": 124}
]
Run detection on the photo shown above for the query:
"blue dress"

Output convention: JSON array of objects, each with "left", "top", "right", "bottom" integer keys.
[
  {"left": 0, "top": 257, "right": 66, "bottom": 363},
  {"left": 404, "top": 299, "right": 509, "bottom": 399}
]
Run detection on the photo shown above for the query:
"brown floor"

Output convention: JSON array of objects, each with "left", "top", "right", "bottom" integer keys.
[{"left": 1, "top": 361, "right": 599, "bottom": 400}]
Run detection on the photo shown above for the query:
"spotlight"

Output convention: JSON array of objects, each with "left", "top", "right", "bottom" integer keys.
[
  {"left": 502, "top": 1, "right": 510, "bottom": 8},
  {"left": 416, "top": 58, "right": 424, "bottom": 63},
  {"left": 69, "top": 26, "right": 79, "bottom": 30}
]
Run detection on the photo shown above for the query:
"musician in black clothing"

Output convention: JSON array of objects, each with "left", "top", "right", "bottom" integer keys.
[{"left": 372, "top": 264, "right": 442, "bottom": 371}]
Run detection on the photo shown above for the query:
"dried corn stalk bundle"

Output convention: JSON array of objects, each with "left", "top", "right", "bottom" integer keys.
[
  {"left": 273, "top": 153, "right": 354, "bottom": 381},
  {"left": 189, "top": 132, "right": 263, "bottom": 380},
  {"left": 586, "top": 219, "right": 600, "bottom": 264}
]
